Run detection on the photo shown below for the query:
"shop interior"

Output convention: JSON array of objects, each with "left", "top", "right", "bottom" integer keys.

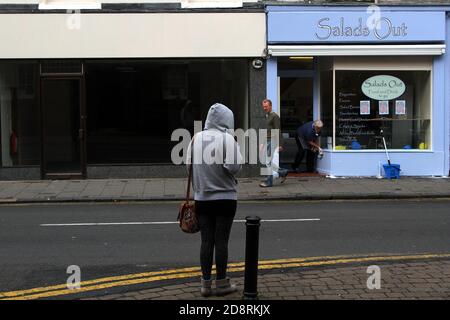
[{"left": 85, "top": 59, "right": 249, "bottom": 164}]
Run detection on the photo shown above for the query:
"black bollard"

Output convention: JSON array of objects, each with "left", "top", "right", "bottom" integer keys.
[{"left": 243, "top": 216, "right": 261, "bottom": 300}]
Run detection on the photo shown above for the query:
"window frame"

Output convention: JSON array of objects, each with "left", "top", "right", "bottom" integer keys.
[{"left": 327, "top": 57, "right": 433, "bottom": 152}]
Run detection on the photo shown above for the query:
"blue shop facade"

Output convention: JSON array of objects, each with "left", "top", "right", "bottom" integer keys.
[{"left": 266, "top": 5, "right": 450, "bottom": 177}]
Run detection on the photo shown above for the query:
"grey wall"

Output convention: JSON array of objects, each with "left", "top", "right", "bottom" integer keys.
[
  {"left": 0, "top": 167, "right": 40, "bottom": 180},
  {"left": 247, "top": 59, "right": 268, "bottom": 177},
  {"left": 249, "top": 59, "right": 267, "bottom": 132}
]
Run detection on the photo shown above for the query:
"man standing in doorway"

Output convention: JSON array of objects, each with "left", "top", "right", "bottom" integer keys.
[
  {"left": 292, "top": 120, "right": 323, "bottom": 173},
  {"left": 260, "top": 99, "right": 281, "bottom": 188}
]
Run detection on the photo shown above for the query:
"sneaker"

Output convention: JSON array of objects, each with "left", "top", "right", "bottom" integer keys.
[{"left": 259, "top": 182, "right": 272, "bottom": 188}]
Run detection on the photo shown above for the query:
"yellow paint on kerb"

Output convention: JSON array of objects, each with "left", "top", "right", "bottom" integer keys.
[
  {"left": 0, "top": 254, "right": 356, "bottom": 299},
  {"left": 1, "top": 253, "right": 449, "bottom": 300}
]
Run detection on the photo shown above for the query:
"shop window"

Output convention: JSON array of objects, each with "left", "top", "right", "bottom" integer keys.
[
  {"left": 85, "top": 59, "right": 248, "bottom": 164},
  {"left": 334, "top": 70, "right": 431, "bottom": 150},
  {"left": 0, "top": 62, "right": 40, "bottom": 167},
  {"left": 318, "top": 57, "right": 334, "bottom": 150},
  {"left": 319, "top": 57, "right": 432, "bottom": 151},
  {"left": 319, "top": 70, "right": 333, "bottom": 150}
]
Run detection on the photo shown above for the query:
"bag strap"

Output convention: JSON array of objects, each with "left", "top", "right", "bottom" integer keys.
[
  {"left": 186, "top": 163, "right": 192, "bottom": 203},
  {"left": 186, "top": 136, "right": 195, "bottom": 203}
]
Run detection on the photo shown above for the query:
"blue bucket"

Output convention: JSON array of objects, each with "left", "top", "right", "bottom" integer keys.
[{"left": 383, "top": 164, "right": 401, "bottom": 179}]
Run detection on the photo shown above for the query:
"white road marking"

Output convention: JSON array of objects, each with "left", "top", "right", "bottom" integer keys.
[
  {"left": 40, "top": 218, "right": 320, "bottom": 227},
  {"left": 40, "top": 221, "right": 178, "bottom": 227}
]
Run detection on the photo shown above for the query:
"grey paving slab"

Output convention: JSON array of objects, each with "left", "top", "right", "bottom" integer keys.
[
  {"left": 14, "top": 192, "right": 39, "bottom": 200},
  {"left": 79, "top": 180, "right": 107, "bottom": 195},
  {"left": 0, "top": 182, "right": 29, "bottom": 198},
  {"left": 143, "top": 180, "right": 165, "bottom": 197},
  {"left": 62, "top": 181, "right": 88, "bottom": 193},
  {"left": 100, "top": 181, "right": 126, "bottom": 197},
  {"left": 55, "top": 192, "right": 83, "bottom": 198},
  {"left": 22, "top": 182, "right": 51, "bottom": 191},
  {"left": 163, "top": 179, "right": 187, "bottom": 195}
]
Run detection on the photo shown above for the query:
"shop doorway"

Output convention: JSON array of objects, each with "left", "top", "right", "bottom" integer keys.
[
  {"left": 40, "top": 77, "right": 86, "bottom": 179},
  {"left": 279, "top": 76, "right": 314, "bottom": 166}
]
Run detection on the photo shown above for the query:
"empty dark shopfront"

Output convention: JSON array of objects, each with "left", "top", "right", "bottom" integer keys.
[
  {"left": 0, "top": 11, "right": 265, "bottom": 180},
  {"left": 0, "top": 58, "right": 257, "bottom": 180}
]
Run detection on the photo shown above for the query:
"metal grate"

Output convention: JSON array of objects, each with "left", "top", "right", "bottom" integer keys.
[{"left": 40, "top": 60, "right": 83, "bottom": 76}]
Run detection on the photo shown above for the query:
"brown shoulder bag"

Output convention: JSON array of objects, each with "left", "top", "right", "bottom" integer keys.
[{"left": 177, "top": 139, "right": 200, "bottom": 233}]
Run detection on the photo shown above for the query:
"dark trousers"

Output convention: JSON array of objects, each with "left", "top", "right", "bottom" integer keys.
[
  {"left": 195, "top": 200, "right": 237, "bottom": 280},
  {"left": 293, "top": 134, "right": 316, "bottom": 172}
]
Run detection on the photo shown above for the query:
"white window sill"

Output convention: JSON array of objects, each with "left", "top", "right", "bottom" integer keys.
[
  {"left": 38, "top": 3, "right": 101, "bottom": 10},
  {"left": 323, "top": 149, "right": 433, "bottom": 153},
  {"left": 181, "top": 1, "right": 243, "bottom": 9}
]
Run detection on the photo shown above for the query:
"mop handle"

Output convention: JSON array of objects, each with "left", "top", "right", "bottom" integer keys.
[{"left": 381, "top": 130, "right": 391, "bottom": 165}]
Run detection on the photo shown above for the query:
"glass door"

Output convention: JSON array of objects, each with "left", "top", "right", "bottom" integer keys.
[
  {"left": 41, "top": 78, "right": 86, "bottom": 179},
  {"left": 279, "top": 76, "right": 314, "bottom": 165}
]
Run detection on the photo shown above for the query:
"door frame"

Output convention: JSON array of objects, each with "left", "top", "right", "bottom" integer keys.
[
  {"left": 40, "top": 75, "right": 87, "bottom": 180},
  {"left": 278, "top": 72, "right": 316, "bottom": 165}
]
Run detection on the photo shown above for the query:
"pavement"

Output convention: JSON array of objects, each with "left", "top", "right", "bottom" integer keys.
[
  {"left": 0, "top": 175, "right": 449, "bottom": 204},
  {"left": 1, "top": 175, "right": 449, "bottom": 301},
  {"left": 82, "top": 254, "right": 450, "bottom": 301},
  {"left": 2, "top": 253, "right": 449, "bottom": 300}
]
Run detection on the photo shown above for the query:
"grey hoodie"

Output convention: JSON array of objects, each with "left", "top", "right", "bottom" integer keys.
[{"left": 186, "top": 103, "right": 242, "bottom": 201}]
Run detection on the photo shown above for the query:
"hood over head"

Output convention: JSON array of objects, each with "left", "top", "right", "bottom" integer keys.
[{"left": 204, "top": 103, "right": 234, "bottom": 132}]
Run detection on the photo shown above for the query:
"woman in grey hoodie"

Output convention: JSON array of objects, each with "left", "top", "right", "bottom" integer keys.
[{"left": 186, "top": 103, "right": 242, "bottom": 297}]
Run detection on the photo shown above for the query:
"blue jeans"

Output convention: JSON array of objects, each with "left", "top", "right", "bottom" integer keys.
[{"left": 278, "top": 167, "right": 288, "bottom": 178}]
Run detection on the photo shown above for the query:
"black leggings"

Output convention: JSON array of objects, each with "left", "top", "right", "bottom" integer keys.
[{"left": 195, "top": 200, "right": 237, "bottom": 280}]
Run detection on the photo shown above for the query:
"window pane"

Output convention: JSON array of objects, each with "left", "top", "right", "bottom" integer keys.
[
  {"left": 320, "top": 70, "right": 333, "bottom": 149},
  {"left": 335, "top": 70, "right": 431, "bottom": 150},
  {"left": 278, "top": 57, "right": 314, "bottom": 71},
  {"left": 0, "top": 62, "right": 40, "bottom": 167},
  {"left": 85, "top": 59, "right": 248, "bottom": 164}
]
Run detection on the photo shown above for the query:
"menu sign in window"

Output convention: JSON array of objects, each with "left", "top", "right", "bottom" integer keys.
[{"left": 336, "top": 92, "right": 377, "bottom": 149}]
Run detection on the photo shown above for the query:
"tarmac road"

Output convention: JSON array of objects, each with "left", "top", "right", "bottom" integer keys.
[{"left": 0, "top": 199, "right": 449, "bottom": 294}]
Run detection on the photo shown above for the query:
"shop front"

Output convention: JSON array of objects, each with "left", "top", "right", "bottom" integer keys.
[
  {"left": 0, "top": 10, "right": 266, "bottom": 179},
  {"left": 266, "top": 5, "right": 450, "bottom": 177}
]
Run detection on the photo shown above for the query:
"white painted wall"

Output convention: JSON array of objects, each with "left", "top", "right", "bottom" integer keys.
[
  {"left": 0, "top": 0, "right": 257, "bottom": 5},
  {"left": 0, "top": 13, "right": 266, "bottom": 58}
]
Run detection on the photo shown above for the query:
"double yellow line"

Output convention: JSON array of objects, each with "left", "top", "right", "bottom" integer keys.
[{"left": 1, "top": 253, "right": 449, "bottom": 300}]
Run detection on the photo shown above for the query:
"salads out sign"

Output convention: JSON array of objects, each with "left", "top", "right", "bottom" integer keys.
[
  {"left": 316, "top": 17, "right": 407, "bottom": 41},
  {"left": 361, "top": 75, "right": 405, "bottom": 100},
  {"left": 267, "top": 11, "right": 445, "bottom": 43}
]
